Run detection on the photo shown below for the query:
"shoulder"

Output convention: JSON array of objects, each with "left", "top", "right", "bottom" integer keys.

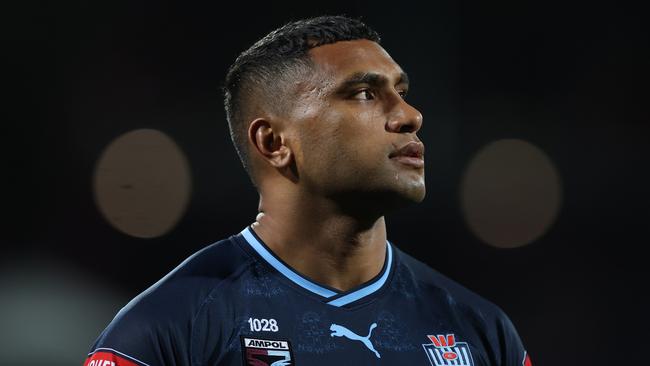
[
  {"left": 112, "top": 234, "right": 252, "bottom": 327},
  {"left": 394, "top": 246, "right": 528, "bottom": 365},
  {"left": 87, "top": 234, "right": 253, "bottom": 365},
  {"left": 394, "top": 246, "right": 511, "bottom": 323}
]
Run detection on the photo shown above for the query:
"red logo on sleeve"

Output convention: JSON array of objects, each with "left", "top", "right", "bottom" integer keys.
[
  {"left": 84, "top": 349, "right": 146, "bottom": 366},
  {"left": 523, "top": 351, "right": 532, "bottom": 366}
]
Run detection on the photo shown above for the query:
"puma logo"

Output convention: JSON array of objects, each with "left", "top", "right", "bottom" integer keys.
[{"left": 330, "top": 322, "right": 381, "bottom": 358}]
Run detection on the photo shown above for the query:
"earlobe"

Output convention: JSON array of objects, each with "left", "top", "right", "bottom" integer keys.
[{"left": 248, "top": 118, "right": 293, "bottom": 169}]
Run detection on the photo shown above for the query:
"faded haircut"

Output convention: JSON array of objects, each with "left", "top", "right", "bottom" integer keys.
[{"left": 223, "top": 15, "right": 381, "bottom": 184}]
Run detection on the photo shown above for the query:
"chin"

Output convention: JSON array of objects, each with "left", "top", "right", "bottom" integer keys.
[
  {"left": 332, "top": 184, "right": 425, "bottom": 217},
  {"left": 392, "top": 169, "right": 426, "bottom": 202},
  {"left": 379, "top": 184, "right": 426, "bottom": 213},
  {"left": 395, "top": 175, "right": 426, "bottom": 200},
  {"left": 399, "top": 185, "right": 426, "bottom": 204}
]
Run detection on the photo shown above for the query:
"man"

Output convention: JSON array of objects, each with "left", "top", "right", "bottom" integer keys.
[{"left": 84, "top": 15, "right": 532, "bottom": 366}]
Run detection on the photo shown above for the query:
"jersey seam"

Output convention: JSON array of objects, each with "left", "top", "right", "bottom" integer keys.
[
  {"left": 87, "top": 348, "right": 151, "bottom": 366},
  {"left": 189, "top": 249, "right": 256, "bottom": 366}
]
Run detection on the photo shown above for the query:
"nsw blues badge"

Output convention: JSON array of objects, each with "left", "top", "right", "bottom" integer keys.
[{"left": 422, "top": 334, "right": 474, "bottom": 366}]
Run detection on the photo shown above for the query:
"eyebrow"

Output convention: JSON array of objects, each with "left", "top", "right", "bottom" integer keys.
[{"left": 336, "top": 71, "right": 409, "bottom": 92}]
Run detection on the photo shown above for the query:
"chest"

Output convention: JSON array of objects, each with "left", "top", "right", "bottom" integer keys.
[{"left": 208, "top": 294, "right": 491, "bottom": 366}]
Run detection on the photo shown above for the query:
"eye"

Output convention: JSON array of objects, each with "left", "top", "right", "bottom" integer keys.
[
  {"left": 397, "top": 89, "right": 408, "bottom": 99},
  {"left": 352, "top": 89, "right": 375, "bottom": 100}
]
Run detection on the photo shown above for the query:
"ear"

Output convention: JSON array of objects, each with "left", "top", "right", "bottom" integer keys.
[{"left": 248, "top": 118, "right": 293, "bottom": 169}]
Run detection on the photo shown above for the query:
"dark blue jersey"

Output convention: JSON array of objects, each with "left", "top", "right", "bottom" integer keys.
[{"left": 84, "top": 226, "right": 532, "bottom": 366}]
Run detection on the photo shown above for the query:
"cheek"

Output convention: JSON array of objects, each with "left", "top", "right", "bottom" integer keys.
[
  {"left": 339, "top": 109, "right": 388, "bottom": 163},
  {"left": 335, "top": 111, "right": 386, "bottom": 158},
  {"left": 296, "top": 106, "right": 389, "bottom": 180},
  {"left": 299, "top": 126, "right": 346, "bottom": 173}
]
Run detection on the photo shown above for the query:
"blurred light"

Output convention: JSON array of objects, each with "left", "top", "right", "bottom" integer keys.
[
  {"left": 460, "top": 139, "right": 562, "bottom": 248},
  {"left": 0, "top": 258, "right": 127, "bottom": 366},
  {"left": 93, "top": 128, "right": 192, "bottom": 238}
]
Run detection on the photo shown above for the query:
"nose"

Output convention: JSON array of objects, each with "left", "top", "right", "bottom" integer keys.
[{"left": 385, "top": 97, "right": 423, "bottom": 134}]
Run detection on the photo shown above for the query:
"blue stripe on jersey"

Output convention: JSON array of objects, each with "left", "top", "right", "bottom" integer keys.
[
  {"left": 241, "top": 227, "right": 338, "bottom": 298},
  {"left": 241, "top": 226, "right": 393, "bottom": 307},
  {"left": 326, "top": 242, "right": 393, "bottom": 307}
]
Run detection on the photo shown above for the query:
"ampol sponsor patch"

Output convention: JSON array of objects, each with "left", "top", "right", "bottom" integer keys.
[
  {"left": 241, "top": 336, "right": 294, "bottom": 366},
  {"left": 422, "top": 334, "right": 474, "bottom": 366},
  {"left": 84, "top": 349, "right": 148, "bottom": 366}
]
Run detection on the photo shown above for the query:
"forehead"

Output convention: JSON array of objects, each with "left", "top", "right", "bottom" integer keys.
[{"left": 307, "top": 39, "right": 404, "bottom": 84}]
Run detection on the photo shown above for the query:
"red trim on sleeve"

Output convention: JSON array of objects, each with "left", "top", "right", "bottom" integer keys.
[
  {"left": 524, "top": 352, "right": 533, "bottom": 366},
  {"left": 84, "top": 351, "right": 143, "bottom": 366}
]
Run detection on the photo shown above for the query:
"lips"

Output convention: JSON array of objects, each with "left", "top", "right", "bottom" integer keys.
[{"left": 389, "top": 141, "right": 425, "bottom": 168}]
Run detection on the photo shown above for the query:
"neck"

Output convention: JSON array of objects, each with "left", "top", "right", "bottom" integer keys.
[{"left": 250, "top": 190, "right": 388, "bottom": 292}]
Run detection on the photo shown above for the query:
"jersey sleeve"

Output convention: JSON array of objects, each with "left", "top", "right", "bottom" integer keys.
[
  {"left": 83, "top": 293, "right": 193, "bottom": 366},
  {"left": 497, "top": 310, "right": 532, "bottom": 366},
  {"left": 82, "top": 237, "right": 249, "bottom": 366},
  {"left": 84, "top": 348, "right": 153, "bottom": 366}
]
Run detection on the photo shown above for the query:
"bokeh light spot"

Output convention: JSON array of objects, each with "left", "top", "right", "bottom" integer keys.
[
  {"left": 93, "top": 128, "right": 192, "bottom": 238},
  {"left": 460, "top": 139, "right": 562, "bottom": 248},
  {"left": 0, "top": 259, "right": 127, "bottom": 366}
]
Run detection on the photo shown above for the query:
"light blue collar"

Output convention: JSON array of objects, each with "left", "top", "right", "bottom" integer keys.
[{"left": 240, "top": 226, "right": 393, "bottom": 307}]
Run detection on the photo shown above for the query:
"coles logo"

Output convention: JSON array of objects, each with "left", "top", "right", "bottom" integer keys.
[{"left": 84, "top": 349, "right": 148, "bottom": 366}]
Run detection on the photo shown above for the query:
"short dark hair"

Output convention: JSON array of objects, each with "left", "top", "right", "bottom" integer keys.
[{"left": 223, "top": 15, "right": 381, "bottom": 183}]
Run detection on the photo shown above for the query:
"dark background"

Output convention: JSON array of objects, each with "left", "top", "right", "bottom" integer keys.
[{"left": 3, "top": 1, "right": 649, "bottom": 365}]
